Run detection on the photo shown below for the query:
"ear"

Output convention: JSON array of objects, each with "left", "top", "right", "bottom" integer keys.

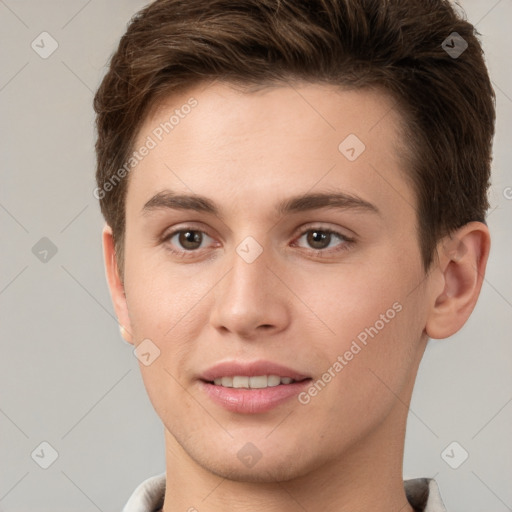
[
  {"left": 425, "top": 222, "right": 491, "bottom": 339},
  {"left": 102, "top": 224, "right": 134, "bottom": 345}
]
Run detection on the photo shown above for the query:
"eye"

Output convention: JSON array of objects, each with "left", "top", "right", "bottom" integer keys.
[
  {"left": 293, "top": 227, "right": 353, "bottom": 254},
  {"left": 163, "top": 228, "right": 215, "bottom": 254},
  {"left": 160, "top": 225, "right": 354, "bottom": 259}
]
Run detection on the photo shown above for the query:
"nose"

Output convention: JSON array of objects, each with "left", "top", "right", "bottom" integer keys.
[{"left": 209, "top": 242, "right": 290, "bottom": 339}]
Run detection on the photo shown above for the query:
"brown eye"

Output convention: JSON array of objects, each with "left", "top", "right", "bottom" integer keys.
[
  {"left": 293, "top": 227, "right": 353, "bottom": 256},
  {"left": 306, "top": 230, "right": 332, "bottom": 250},
  {"left": 177, "top": 230, "right": 203, "bottom": 250},
  {"left": 164, "top": 228, "right": 214, "bottom": 254}
]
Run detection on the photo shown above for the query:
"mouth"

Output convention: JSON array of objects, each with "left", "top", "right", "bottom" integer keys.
[
  {"left": 198, "top": 360, "right": 312, "bottom": 414},
  {"left": 199, "top": 359, "right": 310, "bottom": 383},
  {"left": 204, "top": 375, "right": 309, "bottom": 388}
]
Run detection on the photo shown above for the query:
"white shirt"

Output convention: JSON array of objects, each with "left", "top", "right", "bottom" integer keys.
[{"left": 122, "top": 473, "right": 447, "bottom": 511}]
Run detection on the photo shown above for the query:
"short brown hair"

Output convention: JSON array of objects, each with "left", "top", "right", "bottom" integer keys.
[{"left": 94, "top": 0, "right": 495, "bottom": 280}]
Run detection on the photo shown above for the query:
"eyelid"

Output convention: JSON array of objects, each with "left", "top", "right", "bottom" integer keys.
[
  {"left": 291, "top": 225, "right": 355, "bottom": 255},
  {"left": 160, "top": 222, "right": 214, "bottom": 241},
  {"left": 292, "top": 222, "right": 355, "bottom": 241},
  {"left": 290, "top": 220, "right": 357, "bottom": 247},
  {"left": 161, "top": 223, "right": 356, "bottom": 257},
  {"left": 161, "top": 224, "right": 216, "bottom": 248}
]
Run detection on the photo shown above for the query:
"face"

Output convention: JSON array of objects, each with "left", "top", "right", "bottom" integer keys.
[{"left": 114, "top": 81, "right": 435, "bottom": 482}]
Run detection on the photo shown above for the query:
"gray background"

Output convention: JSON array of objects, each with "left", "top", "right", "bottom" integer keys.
[{"left": 0, "top": 1, "right": 510, "bottom": 510}]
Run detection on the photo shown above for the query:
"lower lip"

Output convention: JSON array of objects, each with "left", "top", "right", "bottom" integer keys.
[{"left": 200, "top": 380, "right": 312, "bottom": 414}]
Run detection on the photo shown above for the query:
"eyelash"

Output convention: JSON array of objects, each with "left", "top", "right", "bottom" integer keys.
[
  {"left": 161, "top": 225, "right": 355, "bottom": 259},
  {"left": 291, "top": 227, "right": 354, "bottom": 257}
]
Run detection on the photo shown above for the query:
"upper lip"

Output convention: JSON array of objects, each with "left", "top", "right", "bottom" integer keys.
[{"left": 200, "top": 360, "right": 311, "bottom": 382}]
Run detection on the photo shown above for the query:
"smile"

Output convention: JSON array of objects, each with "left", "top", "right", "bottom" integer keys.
[{"left": 211, "top": 375, "right": 297, "bottom": 388}]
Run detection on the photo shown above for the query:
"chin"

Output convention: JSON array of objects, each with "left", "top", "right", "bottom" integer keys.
[
  {"left": 167, "top": 420, "right": 334, "bottom": 483},
  {"left": 205, "top": 459, "right": 310, "bottom": 484},
  {"left": 184, "top": 440, "right": 323, "bottom": 484}
]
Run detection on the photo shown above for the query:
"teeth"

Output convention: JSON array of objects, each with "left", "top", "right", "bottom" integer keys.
[
  {"left": 249, "top": 375, "right": 268, "bottom": 388},
  {"left": 267, "top": 375, "right": 281, "bottom": 387},
  {"left": 221, "top": 376, "right": 233, "bottom": 387},
  {"left": 233, "top": 376, "right": 249, "bottom": 388},
  {"left": 211, "top": 375, "right": 297, "bottom": 388}
]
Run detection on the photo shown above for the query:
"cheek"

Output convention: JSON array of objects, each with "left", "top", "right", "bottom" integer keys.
[
  {"left": 124, "top": 263, "right": 203, "bottom": 426},
  {"left": 122, "top": 252, "right": 213, "bottom": 406},
  {"left": 296, "top": 259, "right": 425, "bottom": 395},
  {"left": 294, "top": 300, "right": 422, "bottom": 448},
  {"left": 123, "top": 245, "right": 207, "bottom": 336},
  {"left": 298, "top": 262, "right": 406, "bottom": 342}
]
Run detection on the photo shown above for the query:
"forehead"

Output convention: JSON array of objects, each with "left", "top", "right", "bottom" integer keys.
[{"left": 127, "top": 81, "right": 413, "bottom": 221}]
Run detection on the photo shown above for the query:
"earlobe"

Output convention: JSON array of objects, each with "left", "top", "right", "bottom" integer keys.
[
  {"left": 102, "top": 224, "right": 134, "bottom": 345},
  {"left": 119, "top": 324, "right": 132, "bottom": 344},
  {"left": 425, "top": 222, "right": 490, "bottom": 340}
]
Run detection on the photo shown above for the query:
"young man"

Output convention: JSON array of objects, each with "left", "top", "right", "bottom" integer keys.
[{"left": 93, "top": 0, "right": 495, "bottom": 510}]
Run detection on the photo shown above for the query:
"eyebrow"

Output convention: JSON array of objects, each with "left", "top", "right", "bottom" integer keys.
[{"left": 142, "top": 189, "right": 380, "bottom": 217}]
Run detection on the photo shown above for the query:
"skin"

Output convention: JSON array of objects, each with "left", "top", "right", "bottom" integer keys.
[{"left": 103, "top": 81, "right": 490, "bottom": 512}]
